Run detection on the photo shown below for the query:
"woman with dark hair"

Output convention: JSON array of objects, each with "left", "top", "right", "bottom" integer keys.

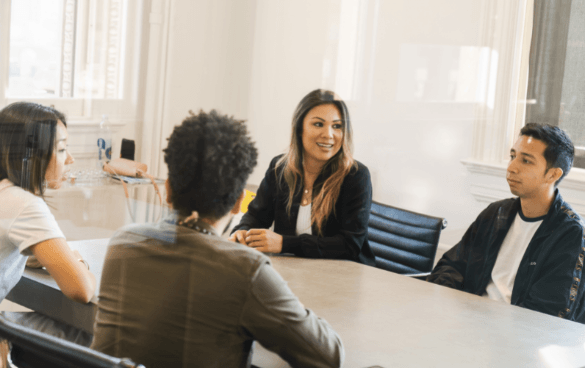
[
  {"left": 0, "top": 102, "right": 96, "bottom": 347},
  {"left": 230, "top": 89, "right": 376, "bottom": 265}
]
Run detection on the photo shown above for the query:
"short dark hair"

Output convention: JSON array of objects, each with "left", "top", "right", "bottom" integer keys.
[
  {"left": 520, "top": 123, "right": 574, "bottom": 186},
  {"left": 0, "top": 102, "right": 67, "bottom": 196},
  {"left": 163, "top": 110, "right": 258, "bottom": 220}
]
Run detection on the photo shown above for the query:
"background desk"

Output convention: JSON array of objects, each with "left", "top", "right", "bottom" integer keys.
[
  {"left": 47, "top": 178, "right": 169, "bottom": 241},
  {"left": 7, "top": 239, "right": 585, "bottom": 368}
]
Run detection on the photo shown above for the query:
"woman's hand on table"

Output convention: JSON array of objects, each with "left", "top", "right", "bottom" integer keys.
[
  {"left": 229, "top": 230, "right": 249, "bottom": 245},
  {"left": 244, "top": 229, "right": 283, "bottom": 253}
]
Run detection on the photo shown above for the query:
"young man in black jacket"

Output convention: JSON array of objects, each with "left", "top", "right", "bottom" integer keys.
[{"left": 428, "top": 123, "right": 585, "bottom": 323}]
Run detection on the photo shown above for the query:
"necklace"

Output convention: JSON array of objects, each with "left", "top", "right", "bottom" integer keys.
[
  {"left": 302, "top": 187, "right": 312, "bottom": 206},
  {"left": 177, "top": 219, "right": 212, "bottom": 235},
  {"left": 302, "top": 170, "right": 316, "bottom": 206}
]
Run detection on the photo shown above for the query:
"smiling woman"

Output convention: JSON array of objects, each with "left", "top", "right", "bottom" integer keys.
[{"left": 230, "top": 89, "right": 376, "bottom": 265}]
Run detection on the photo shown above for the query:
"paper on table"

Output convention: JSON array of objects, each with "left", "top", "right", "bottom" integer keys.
[
  {"left": 68, "top": 238, "right": 110, "bottom": 248},
  {"left": 111, "top": 175, "right": 165, "bottom": 184}
]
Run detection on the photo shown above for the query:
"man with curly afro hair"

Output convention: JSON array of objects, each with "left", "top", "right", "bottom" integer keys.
[
  {"left": 164, "top": 110, "right": 258, "bottom": 221},
  {"left": 91, "top": 110, "right": 344, "bottom": 368}
]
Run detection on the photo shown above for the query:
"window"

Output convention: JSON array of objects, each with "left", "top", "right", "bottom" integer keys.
[
  {"left": 525, "top": 0, "right": 585, "bottom": 168},
  {"left": 0, "top": 0, "right": 142, "bottom": 119},
  {"left": 463, "top": 0, "right": 585, "bottom": 209},
  {"left": 7, "top": 0, "right": 65, "bottom": 97}
]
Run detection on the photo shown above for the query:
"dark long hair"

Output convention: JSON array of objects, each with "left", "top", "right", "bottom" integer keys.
[
  {"left": 0, "top": 102, "right": 67, "bottom": 196},
  {"left": 277, "top": 89, "right": 356, "bottom": 235}
]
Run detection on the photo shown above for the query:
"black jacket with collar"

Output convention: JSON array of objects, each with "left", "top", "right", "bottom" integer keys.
[
  {"left": 233, "top": 155, "right": 376, "bottom": 265},
  {"left": 428, "top": 190, "right": 585, "bottom": 322}
]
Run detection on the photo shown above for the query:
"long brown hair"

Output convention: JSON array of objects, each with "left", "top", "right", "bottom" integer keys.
[
  {"left": 277, "top": 89, "right": 356, "bottom": 235},
  {"left": 0, "top": 102, "right": 66, "bottom": 197}
]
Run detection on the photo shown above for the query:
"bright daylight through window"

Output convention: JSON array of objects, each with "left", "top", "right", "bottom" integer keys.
[{"left": 6, "top": 0, "right": 127, "bottom": 100}]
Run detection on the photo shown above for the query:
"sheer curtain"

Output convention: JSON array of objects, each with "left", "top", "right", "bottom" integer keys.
[{"left": 525, "top": 0, "right": 585, "bottom": 167}]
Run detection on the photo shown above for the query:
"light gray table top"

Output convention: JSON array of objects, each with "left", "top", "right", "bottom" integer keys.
[{"left": 7, "top": 239, "right": 585, "bottom": 368}]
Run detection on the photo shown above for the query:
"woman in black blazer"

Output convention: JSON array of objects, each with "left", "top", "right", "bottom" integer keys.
[{"left": 230, "top": 89, "right": 375, "bottom": 265}]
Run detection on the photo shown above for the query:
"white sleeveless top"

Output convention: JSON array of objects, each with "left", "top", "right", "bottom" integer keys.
[{"left": 296, "top": 203, "right": 312, "bottom": 235}]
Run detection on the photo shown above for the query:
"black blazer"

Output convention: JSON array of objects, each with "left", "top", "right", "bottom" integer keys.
[
  {"left": 233, "top": 155, "right": 376, "bottom": 265},
  {"left": 428, "top": 190, "right": 585, "bottom": 322}
]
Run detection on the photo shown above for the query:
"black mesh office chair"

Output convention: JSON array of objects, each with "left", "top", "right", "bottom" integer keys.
[
  {"left": 0, "top": 314, "right": 144, "bottom": 368},
  {"left": 368, "top": 200, "right": 447, "bottom": 277}
]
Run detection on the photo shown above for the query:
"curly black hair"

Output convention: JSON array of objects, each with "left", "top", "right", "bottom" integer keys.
[{"left": 163, "top": 110, "right": 258, "bottom": 220}]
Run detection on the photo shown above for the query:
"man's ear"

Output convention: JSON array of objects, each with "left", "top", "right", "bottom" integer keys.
[
  {"left": 547, "top": 167, "right": 563, "bottom": 184},
  {"left": 230, "top": 190, "right": 245, "bottom": 215},
  {"left": 165, "top": 179, "right": 173, "bottom": 206}
]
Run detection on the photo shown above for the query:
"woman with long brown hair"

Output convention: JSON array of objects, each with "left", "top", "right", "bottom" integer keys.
[{"left": 230, "top": 89, "right": 375, "bottom": 265}]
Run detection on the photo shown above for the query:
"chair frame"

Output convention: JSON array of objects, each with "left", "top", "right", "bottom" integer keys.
[{"left": 0, "top": 314, "right": 144, "bottom": 368}]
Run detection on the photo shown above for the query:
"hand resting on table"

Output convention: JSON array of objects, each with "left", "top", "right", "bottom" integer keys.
[{"left": 229, "top": 229, "right": 283, "bottom": 254}]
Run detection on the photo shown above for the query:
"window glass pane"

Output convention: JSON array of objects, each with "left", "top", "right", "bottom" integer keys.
[
  {"left": 559, "top": 0, "right": 585, "bottom": 151},
  {"left": 526, "top": 1, "right": 585, "bottom": 168},
  {"left": 74, "top": 0, "right": 127, "bottom": 99},
  {"left": 7, "top": 0, "right": 64, "bottom": 97},
  {"left": 6, "top": 0, "right": 128, "bottom": 100}
]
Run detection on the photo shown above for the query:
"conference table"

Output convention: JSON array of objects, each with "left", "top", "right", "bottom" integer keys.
[{"left": 7, "top": 239, "right": 585, "bottom": 368}]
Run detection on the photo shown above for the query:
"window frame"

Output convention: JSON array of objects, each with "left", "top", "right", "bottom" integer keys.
[
  {"left": 0, "top": 0, "right": 144, "bottom": 123},
  {"left": 462, "top": 0, "right": 585, "bottom": 214}
]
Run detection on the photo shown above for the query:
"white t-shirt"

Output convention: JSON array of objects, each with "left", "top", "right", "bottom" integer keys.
[
  {"left": 0, "top": 179, "right": 64, "bottom": 301},
  {"left": 483, "top": 209, "right": 544, "bottom": 303},
  {"left": 296, "top": 203, "right": 312, "bottom": 236}
]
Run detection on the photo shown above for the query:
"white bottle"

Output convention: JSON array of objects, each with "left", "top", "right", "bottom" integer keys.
[{"left": 97, "top": 114, "right": 112, "bottom": 169}]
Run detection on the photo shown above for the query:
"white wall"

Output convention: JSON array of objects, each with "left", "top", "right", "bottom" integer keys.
[
  {"left": 155, "top": 0, "right": 258, "bottom": 178},
  {"left": 154, "top": 0, "right": 508, "bottom": 244},
  {"left": 245, "top": 0, "right": 488, "bottom": 240}
]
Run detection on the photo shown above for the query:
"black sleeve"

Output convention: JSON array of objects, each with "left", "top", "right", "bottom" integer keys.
[
  {"left": 519, "top": 224, "right": 585, "bottom": 322},
  {"left": 426, "top": 217, "right": 479, "bottom": 290},
  {"left": 280, "top": 164, "right": 372, "bottom": 261},
  {"left": 232, "top": 157, "right": 279, "bottom": 233}
]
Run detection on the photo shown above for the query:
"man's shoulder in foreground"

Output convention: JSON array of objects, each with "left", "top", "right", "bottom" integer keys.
[{"left": 108, "top": 218, "right": 271, "bottom": 271}]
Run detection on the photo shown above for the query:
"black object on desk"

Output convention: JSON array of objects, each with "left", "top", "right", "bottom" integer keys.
[{"left": 120, "top": 139, "right": 135, "bottom": 161}]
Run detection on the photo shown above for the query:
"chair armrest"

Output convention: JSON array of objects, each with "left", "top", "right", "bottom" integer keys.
[{"left": 405, "top": 272, "right": 430, "bottom": 280}]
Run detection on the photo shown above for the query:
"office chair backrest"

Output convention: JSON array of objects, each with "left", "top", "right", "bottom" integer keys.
[
  {"left": 0, "top": 315, "right": 144, "bottom": 368},
  {"left": 368, "top": 201, "right": 446, "bottom": 275}
]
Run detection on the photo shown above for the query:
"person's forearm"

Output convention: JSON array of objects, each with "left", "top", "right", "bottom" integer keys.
[
  {"left": 242, "top": 263, "right": 345, "bottom": 367},
  {"left": 56, "top": 263, "right": 96, "bottom": 304},
  {"left": 30, "top": 238, "right": 97, "bottom": 304},
  {"left": 426, "top": 264, "right": 465, "bottom": 289}
]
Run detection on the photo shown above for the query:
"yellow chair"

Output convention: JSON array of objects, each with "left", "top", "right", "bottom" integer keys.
[{"left": 240, "top": 189, "right": 256, "bottom": 213}]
